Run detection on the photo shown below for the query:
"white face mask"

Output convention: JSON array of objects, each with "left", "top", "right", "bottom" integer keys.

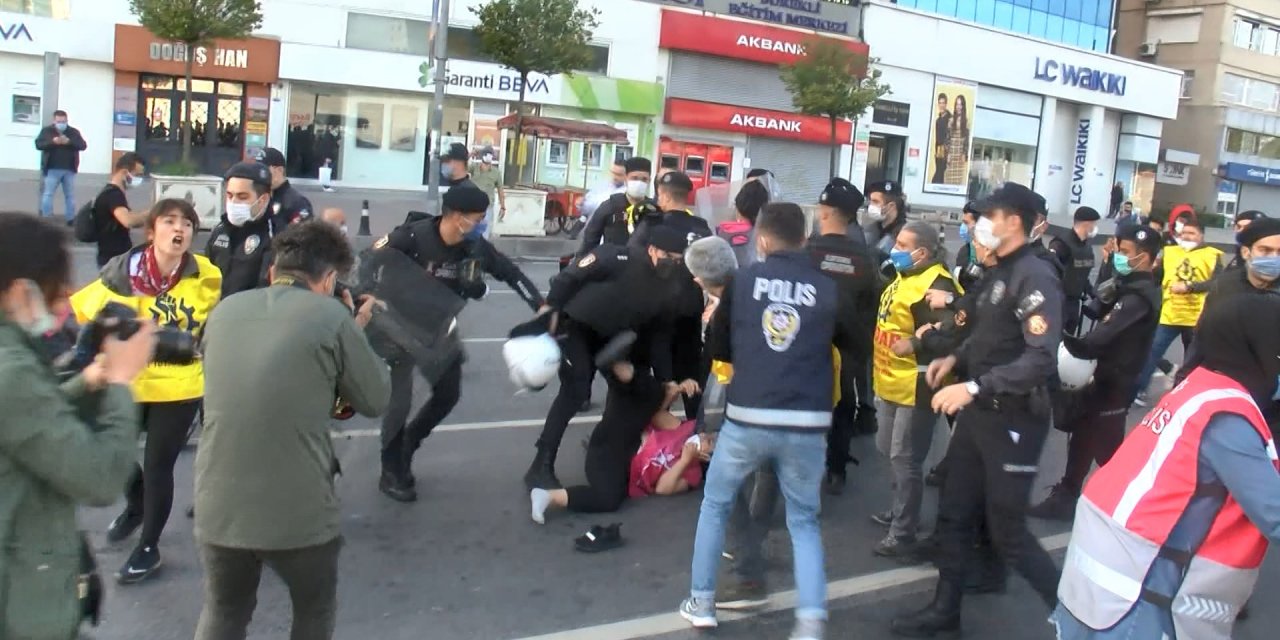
[
  {"left": 1086, "top": 226, "right": 1098, "bottom": 239},
  {"left": 226, "top": 200, "right": 256, "bottom": 227},
  {"left": 974, "top": 216, "right": 1002, "bottom": 250},
  {"left": 1177, "top": 239, "right": 1198, "bottom": 251},
  {"left": 865, "top": 204, "right": 885, "bottom": 222},
  {"left": 339, "top": 224, "right": 349, "bottom": 236},
  {"left": 625, "top": 180, "right": 648, "bottom": 200},
  {"left": 13, "top": 279, "right": 56, "bottom": 337}
]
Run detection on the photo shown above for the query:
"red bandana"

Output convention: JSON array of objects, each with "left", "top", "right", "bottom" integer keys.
[{"left": 130, "top": 246, "right": 187, "bottom": 297}]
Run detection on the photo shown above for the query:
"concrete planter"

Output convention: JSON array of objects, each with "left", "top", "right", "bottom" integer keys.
[
  {"left": 152, "top": 174, "right": 224, "bottom": 231},
  {"left": 492, "top": 187, "right": 547, "bottom": 238}
]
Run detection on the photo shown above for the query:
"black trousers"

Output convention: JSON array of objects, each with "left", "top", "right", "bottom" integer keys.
[
  {"left": 826, "top": 347, "right": 862, "bottom": 474},
  {"left": 124, "top": 399, "right": 201, "bottom": 548},
  {"left": 1063, "top": 296, "right": 1085, "bottom": 337},
  {"left": 671, "top": 314, "right": 706, "bottom": 418},
  {"left": 935, "top": 405, "right": 1060, "bottom": 608},
  {"left": 380, "top": 358, "right": 464, "bottom": 473},
  {"left": 1060, "top": 404, "right": 1128, "bottom": 493},
  {"left": 565, "top": 373, "right": 663, "bottom": 513},
  {"left": 535, "top": 322, "right": 606, "bottom": 455}
]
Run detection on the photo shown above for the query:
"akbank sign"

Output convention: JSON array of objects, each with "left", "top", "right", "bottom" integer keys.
[{"left": 1034, "top": 57, "right": 1127, "bottom": 97}]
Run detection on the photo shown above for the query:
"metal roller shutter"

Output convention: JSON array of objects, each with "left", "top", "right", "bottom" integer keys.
[
  {"left": 1238, "top": 184, "right": 1280, "bottom": 214},
  {"left": 745, "top": 136, "right": 831, "bottom": 202},
  {"left": 667, "top": 52, "right": 795, "bottom": 112}
]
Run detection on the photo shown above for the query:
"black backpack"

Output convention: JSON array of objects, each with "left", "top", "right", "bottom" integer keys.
[{"left": 72, "top": 185, "right": 112, "bottom": 243}]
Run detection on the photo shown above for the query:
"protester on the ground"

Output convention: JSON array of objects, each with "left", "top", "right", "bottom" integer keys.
[
  {"left": 530, "top": 371, "right": 706, "bottom": 522},
  {"left": 258, "top": 147, "right": 313, "bottom": 227},
  {"left": 0, "top": 212, "right": 155, "bottom": 640},
  {"left": 1052, "top": 293, "right": 1280, "bottom": 640},
  {"left": 374, "top": 186, "right": 544, "bottom": 502},
  {"left": 1048, "top": 206, "right": 1100, "bottom": 336},
  {"left": 679, "top": 202, "right": 840, "bottom": 640},
  {"left": 469, "top": 148, "right": 504, "bottom": 239},
  {"left": 206, "top": 162, "right": 277, "bottom": 298},
  {"left": 194, "top": 221, "right": 389, "bottom": 640},
  {"left": 578, "top": 156, "right": 654, "bottom": 253},
  {"left": 71, "top": 198, "right": 223, "bottom": 584},
  {"left": 441, "top": 142, "right": 477, "bottom": 190},
  {"left": 1134, "top": 217, "right": 1223, "bottom": 406},
  {"left": 870, "top": 221, "right": 959, "bottom": 557},
  {"left": 1029, "top": 223, "right": 1162, "bottom": 521},
  {"left": 92, "top": 152, "right": 149, "bottom": 267},
  {"left": 35, "top": 109, "right": 88, "bottom": 223}
]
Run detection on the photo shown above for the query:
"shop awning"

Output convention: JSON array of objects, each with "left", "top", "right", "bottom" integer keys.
[{"left": 496, "top": 114, "right": 629, "bottom": 143}]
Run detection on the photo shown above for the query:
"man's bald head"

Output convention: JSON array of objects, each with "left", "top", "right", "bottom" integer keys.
[{"left": 321, "top": 208, "right": 347, "bottom": 230}]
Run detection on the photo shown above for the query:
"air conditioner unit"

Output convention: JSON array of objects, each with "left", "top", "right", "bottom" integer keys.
[{"left": 1139, "top": 41, "right": 1159, "bottom": 57}]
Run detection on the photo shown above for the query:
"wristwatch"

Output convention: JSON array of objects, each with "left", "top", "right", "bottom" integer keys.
[{"left": 964, "top": 380, "right": 980, "bottom": 397}]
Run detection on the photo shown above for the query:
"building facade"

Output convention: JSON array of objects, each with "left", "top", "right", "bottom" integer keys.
[
  {"left": 1116, "top": 0, "right": 1280, "bottom": 216},
  {"left": 890, "top": 0, "right": 1117, "bottom": 52},
  {"left": 861, "top": 1, "right": 1182, "bottom": 221}
]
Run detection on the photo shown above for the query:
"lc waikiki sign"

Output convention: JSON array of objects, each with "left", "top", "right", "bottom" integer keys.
[
  {"left": 664, "top": 97, "right": 854, "bottom": 144},
  {"left": 1034, "top": 57, "right": 1127, "bottom": 97},
  {"left": 659, "top": 10, "right": 869, "bottom": 67},
  {"left": 1070, "top": 118, "right": 1090, "bottom": 204}
]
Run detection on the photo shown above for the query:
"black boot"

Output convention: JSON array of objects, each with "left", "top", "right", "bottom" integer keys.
[
  {"left": 963, "top": 550, "right": 1007, "bottom": 594},
  {"left": 379, "top": 469, "right": 417, "bottom": 503},
  {"left": 523, "top": 448, "right": 562, "bottom": 490},
  {"left": 890, "top": 579, "right": 962, "bottom": 637}
]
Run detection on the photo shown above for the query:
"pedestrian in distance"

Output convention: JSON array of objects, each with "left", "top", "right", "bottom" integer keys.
[
  {"left": 90, "top": 152, "right": 150, "bottom": 268},
  {"left": 35, "top": 109, "right": 87, "bottom": 224}
]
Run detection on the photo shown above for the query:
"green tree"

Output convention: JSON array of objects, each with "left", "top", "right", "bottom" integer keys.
[
  {"left": 471, "top": 0, "right": 600, "bottom": 179},
  {"left": 780, "top": 38, "right": 890, "bottom": 177},
  {"left": 129, "top": 0, "right": 263, "bottom": 167}
]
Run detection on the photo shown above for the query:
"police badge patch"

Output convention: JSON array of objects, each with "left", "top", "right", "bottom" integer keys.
[
  {"left": 762, "top": 303, "right": 801, "bottom": 352},
  {"left": 578, "top": 254, "right": 596, "bottom": 268},
  {"left": 244, "top": 235, "right": 261, "bottom": 255},
  {"left": 373, "top": 235, "right": 390, "bottom": 249},
  {"left": 1026, "top": 314, "right": 1048, "bottom": 336}
]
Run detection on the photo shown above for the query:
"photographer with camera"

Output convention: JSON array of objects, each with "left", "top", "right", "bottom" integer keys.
[
  {"left": 0, "top": 212, "right": 157, "bottom": 640},
  {"left": 70, "top": 198, "right": 223, "bottom": 584}
]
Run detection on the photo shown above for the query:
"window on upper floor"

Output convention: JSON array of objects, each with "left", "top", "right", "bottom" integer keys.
[
  {"left": 0, "top": 0, "right": 58, "bottom": 16},
  {"left": 1180, "top": 71, "right": 1194, "bottom": 99},
  {"left": 1221, "top": 73, "right": 1280, "bottom": 114},
  {"left": 445, "top": 26, "right": 609, "bottom": 74},
  {"left": 1224, "top": 128, "right": 1280, "bottom": 160},
  {"left": 1232, "top": 16, "right": 1280, "bottom": 56}
]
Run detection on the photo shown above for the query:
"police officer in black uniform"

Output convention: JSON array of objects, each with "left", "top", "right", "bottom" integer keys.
[
  {"left": 1047, "top": 206, "right": 1101, "bottom": 336},
  {"left": 892, "top": 182, "right": 1063, "bottom": 637},
  {"left": 206, "top": 161, "right": 278, "bottom": 298},
  {"left": 577, "top": 156, "right": 654, "bottom": 253},
  {"left": 810, "top": 177, "right": 879, "bottom": 493},
  {"left": 257, "top": 147, "right": 314, "bottom": 227},
  {"left": 1030, "top": 223, "right": 1162, "bottom": 521},
  {"left": 629, "top": 171, "right": 712, "bottom": 416},
  {"left": 523, "top": 225, "right": 686, "bottom": 489},
  {"left": 374, "top": 186, "right": 544, "bottom": 502}
]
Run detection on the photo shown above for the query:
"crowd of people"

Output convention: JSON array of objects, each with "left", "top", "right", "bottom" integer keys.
[{"left": 2, "top": 132, "right": 1279, "bottom": 640}]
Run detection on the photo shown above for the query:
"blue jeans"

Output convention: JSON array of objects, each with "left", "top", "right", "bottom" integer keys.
[
  {"left": 40, "top": 169, "right": 76, "bottom": 220},
  {"left": 1050, "top": 601, "right": 1175, "bottom": 639},
  {"left": 690, "top": 420, "right": 828, "bottom": 620},
  {"left": 1135, "top": 324, "right": 1194, "bottom": 398}
]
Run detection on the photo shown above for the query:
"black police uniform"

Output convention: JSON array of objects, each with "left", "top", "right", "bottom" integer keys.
[
  {"left": 525, "top": 235, "right": 682, "bottom": 489},
  {"left": 1048, "top": 231, "right": 1096, "bottom": 337},
  {"left": 578, "top": 192, "right": 657, "bottom": 254},
  {"left": 953, "top": 243, "right": 985, "bottom": 293},
  {"left": 206, "top": 162, "right": 277, "bottom": 298},
  {"left": 268, "top": 179, "right": 314, "bottom": 228},
  {"left": 375, "top": 190, "right": 544, "bottom": 500}
]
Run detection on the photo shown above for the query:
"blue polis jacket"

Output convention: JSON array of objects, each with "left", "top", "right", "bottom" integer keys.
[{"left": 723, "top": 250, "right": 838, "bottom": 430}]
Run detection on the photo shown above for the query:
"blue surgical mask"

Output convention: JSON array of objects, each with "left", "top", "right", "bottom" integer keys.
[
  {"left": 1113, "top": 253, "right": 1134, "bottom": 276},
  {"left": 889, "top": 249, "right": 917, "bottom": 271},
  {"left": 958, "top": 224, "right": 971, "bottom": 244},
  {"left": 54, "top": 122, "right": 67, "bottom": 132},
  {"left": 441, "top": 165, "right": 451, "bottom": 178},
  {"left": 1249, "top": 255, "right": 1280, "bottom": 281}
]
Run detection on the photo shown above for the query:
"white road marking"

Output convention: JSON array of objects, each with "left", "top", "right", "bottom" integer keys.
[{"left": 510, "top": 532, "right": 1072, "bottom": 640}]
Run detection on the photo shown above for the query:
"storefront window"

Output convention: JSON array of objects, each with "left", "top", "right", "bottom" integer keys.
[
  {"left": 582, "top": 142, "right": 604, "bottom": 168},
  {"left": 1116, "top": 161, "right": 1156, "bottom": 215},
  {"left": 548, "top": 140, "right": 570, "bottom": 165},
  {"left": 967, "top": 140, "right": 1035, "bottom": 200}
]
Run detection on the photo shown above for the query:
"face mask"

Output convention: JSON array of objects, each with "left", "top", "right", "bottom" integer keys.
[
  {"left": 1177, "top": 239, "right": 1198, "bottom": 252},
  {"left": 974, "top": 216, "right": 1002, "bottom": 250},
  {"left": 441, "top": 165, "right": 452, "bottom": 179},
  {"left": 14, "top": 279, "right": 56, "bottom": 337},
  {"left": 625, "top": 180, "right": 648, "bottom": 200},
  {"left": 865, "top": 204, "right": 885, "bottom": 222},
  {"left": 889, "top": 249, "right": 918, "bottom": 271},
  {"left": 958, "top": 224, "right": 971, "bottom": 244},
  {"left": 654, "top": 256, "right": 679, "bottom": 278},
  {"left": 1087, "top": 226, "right": 1098, "bottom": 239},
  {"left": 1248, "top": 255, "right": 1280, "bottom": 281},
  {"left": 339, "top": 224, "right": 349, "bottom": 236},
  {"left": 126, "top": 174, "right": 145, "bottom": 189},
  {"left": 1113, "top": 253, "right": 1134, "bottom": 276},
  {"left": 54, "top": 122, "right": 67, "bottom": 132},
  {"left": 226, "top": 200, "right": 255, "bottom": 227}
]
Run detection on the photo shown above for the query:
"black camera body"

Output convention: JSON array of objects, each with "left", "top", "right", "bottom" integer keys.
[{"left": 61, "top": 301, "right": 198, "bottom": 373}]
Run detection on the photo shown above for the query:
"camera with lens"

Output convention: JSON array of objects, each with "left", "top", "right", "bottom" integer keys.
[{"left": 59, "top": 301, "right": 198, "bottom": 374}]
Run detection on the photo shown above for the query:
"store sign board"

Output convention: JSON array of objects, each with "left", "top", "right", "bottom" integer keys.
[
  {"left": 1221, "top": 162, "right": 1280, "bottom": 186},
  {"left": 1, "top": 22, "right": 33, "bottom": 41},
  {"left": 660, "top": 9, "right": 868, "bottom": 66},
  {"left": 1156, "top": 162, "right": 1189, "bottom": 186},
  {"left": 664, "top": 97, "right": 853, "bottom": 144},
  {"left": 872, "top": 100, "right": 910, "bottom": 127},
  {"left": 114, "top": 24, "right": 280, "bottom": 84},
  {"left": 1070, "top": 118, "right": 1091, "bottom": 204},
  {"left": 1033, "top": 57, "right": 1127, "bottom": 97},
  {"left": 638, "top": 0, "right": 860, "bottom": 36},
  {"left": 419, "top": 58, "right": 564, "bottom": 104}
]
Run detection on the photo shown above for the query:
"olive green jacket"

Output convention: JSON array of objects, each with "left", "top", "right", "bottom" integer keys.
[{"left": 0, "top": 314, "right": 140, "bottom": 640}]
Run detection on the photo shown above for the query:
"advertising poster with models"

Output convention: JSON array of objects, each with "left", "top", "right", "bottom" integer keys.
[{"left": 924, "top": 77, "right": 978, "bottom": 195}]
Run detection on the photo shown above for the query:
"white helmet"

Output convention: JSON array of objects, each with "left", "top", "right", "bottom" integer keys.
[
  {"left": 1058, "top": 343, "right": 1097, "bottom": 391},
  {"left": 503, "top": 333, "right": 561, "bottom": 391}
]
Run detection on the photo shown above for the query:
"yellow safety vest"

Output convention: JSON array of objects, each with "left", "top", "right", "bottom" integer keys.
[
  {"left": 873, "top": 263, "right": 960, "bottom": 406},
  {"left": 71, "top": 253, "right": 222, "bottom": 403},
  {"left": 1158, "top": 244, "right": 1222, "bottom": 327},
  {"left": 711, "top": 346, "right": 842, "bottom": 406}
]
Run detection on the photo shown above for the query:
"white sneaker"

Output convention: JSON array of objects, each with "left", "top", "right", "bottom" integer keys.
[{"left": 679, "top": 597, "right": 718, "bottom": 629}]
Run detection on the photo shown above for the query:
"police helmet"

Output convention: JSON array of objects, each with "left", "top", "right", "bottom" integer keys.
[
  {"left": 1058, "top": 343, "right": 1097, "bottom": 391},
  {"left": 503, "top": 333, "right": 561, "bottom": 391}
]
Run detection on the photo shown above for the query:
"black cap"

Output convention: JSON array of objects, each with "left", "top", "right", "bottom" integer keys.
[
  {"left": 647, "top": 224, "right": 687, "bottom": 253},
  {"left": 224, "top": 161, "right": 272, "bottom": 188},
  {"left": 1236, "top": 210, "right": 1267, "bottom": 224},
  {"left": 1073, "top": 206, "right": 1101, "bottom": 222},
  {"left": 255, "top": 147, "right": 286, "bottom": 167},
  {"left": 971, "top": 182, "right": 1040, "bottom": 230},
  {"left": 866, "top": 180, "right": 902, "bottom": 197},
  {"left": 441, "top": 142, "right": 470, "bottom": 162},
  {"left": 442, "top": 186, "right": 490, "bottom": 214},
  {"left": 1117, "top": 223, "right": 1164, "bottom": 258},
  {"left": 658, "top": 171, "right": 694, "bottom": 192},
  {"left": 1239, "top": 217, "right": 1280, "bottom": 247},
  {"left": 623, "top": 157, "right": 652, "bottom": 175},
  {"left": 819, "top": 177, "right": 865, "bottom": 214},
  {"left": 746, "top": 168, "right": 772, "bottom": 179},
  {"left": 962, "top": 201, "right": 980, "bottom": 215}
]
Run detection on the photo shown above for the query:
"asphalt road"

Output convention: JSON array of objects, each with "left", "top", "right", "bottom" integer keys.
[{"left": 62, "top": 243, "right": 1279, "bottom": 640}]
